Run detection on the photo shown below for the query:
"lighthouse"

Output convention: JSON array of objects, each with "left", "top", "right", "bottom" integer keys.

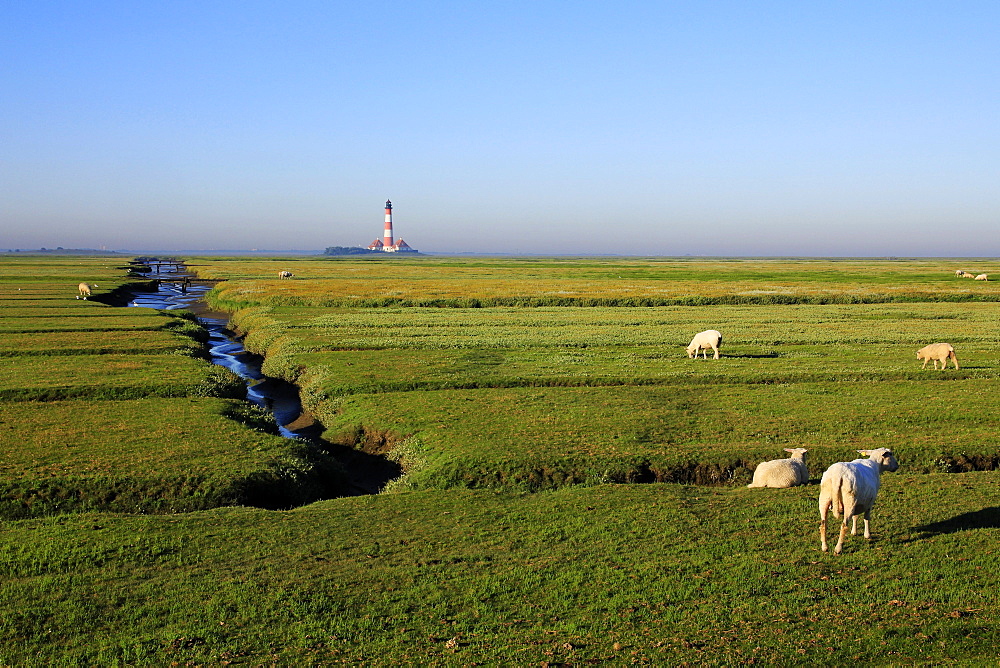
[
  {"left": 383, "top": 200, "right": 394, "bottom": 247},
  {"left": 367, "top": 199, "right": 418, "bottom": 252}
]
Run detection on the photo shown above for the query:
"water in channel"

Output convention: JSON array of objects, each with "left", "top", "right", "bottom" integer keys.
[
  {"left": 125, "top": 270, "right": 400, "bottom": 494},
  {"left": 126, "top": 275, "right": 312, "bottom": 439}
]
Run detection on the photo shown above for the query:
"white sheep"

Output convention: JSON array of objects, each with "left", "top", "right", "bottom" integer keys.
[
  {"left": 686, "top": 329, "right": 722, "bottom": 359},
  {"left": 77, "top": 282, "right": 92, "bottom": 299},
  {"left": 747, "top": 448, "right": 809, "bottom": 488},
  {"left": 819, "top": 448, "right": 898, "bottom": 554},
  {"left": 957, "top": 270, "right": 975, "bottom": 278},
  {"left": 916, "top": 343, "right": 959, "bottom": 370},
  {"left": 278, "top": 270, "right": 294, "bottom": 279},
  {"left": 975, "top": 273, "right": 988, "bottom": 281}
]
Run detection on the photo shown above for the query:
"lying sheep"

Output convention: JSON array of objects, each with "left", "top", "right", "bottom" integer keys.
[
  {"left": 958, "top": 271, "right": 975, "bottom": 278},
  {"left": 975, "top": 273, "right": 988, "bottom": 281},
  {"left": 916, "top": 343, "right": 959, "bottom": 370},
  {"left": 747, "top": 448, "right": 808, "bottom": 488},
  {"left": 686, "top": 329, "right": 722, "bottom": 359},
  {"left": 819, "top": 448, "right": 898, "bottom": 554}
]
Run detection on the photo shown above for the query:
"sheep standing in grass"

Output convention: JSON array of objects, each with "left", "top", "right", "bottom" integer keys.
[
  {"left": 77, "top": 283, "right": 92, "bottom": 299},
  {"left": 747, "top": 448, "right": 809, "bottom": 488},
  {"left": 975, "top": 273, "right": 988, "bottom": 281},
  {"left": 916, "top": 343, "right": 959, "bottom": 370},
  {"left": 686, "top": 329, "right": 722, "bottom": 359},
  {"left": 819, "top": 448, "right": 898, "bottom": 554},
  {"left": 278, "top": 270, "right": 294, "bottom": 279}
]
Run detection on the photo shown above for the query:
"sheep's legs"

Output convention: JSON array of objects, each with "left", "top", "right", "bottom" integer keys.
[
  {"left": 835, "top": 522, "right": 847, "bottom": 554},
  {"left": 849, "top": 513, "right": 873, "bottom": 539},
  {"left": 819, "top": 502, "right": 830, "bottom": 552}
]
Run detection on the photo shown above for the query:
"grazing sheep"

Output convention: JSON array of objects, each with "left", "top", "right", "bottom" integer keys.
[
  {"left": 819, "top": 448, "right": 898, "bottom": 554},
  {"left": 975, "top": 273, "right": 988, "bottom": 281},
  {"left": 77, "top": 282, "right": 92, "bottom": 299},
  {"left": 278, "top": 270, "right": 294, "bottom": 279},
  {"left": 955, "top": 269, "right": 965, "bottom": 277},
  {"left": 747, "top": 448, "right": 809, "bottom": 488},
  {"left": 686, "top": 329, "right": 722, "bottom": 359},
  {"left": 916, "top": 343, "right": 959, "bottom": 370}
]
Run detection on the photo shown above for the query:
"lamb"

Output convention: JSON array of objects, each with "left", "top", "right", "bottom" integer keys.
[
  {"left": 747, "top": 448, "right": 809, "bottom": 488},
  {"left": 686, "top": 329, "right": 722, "bottom": 359},
  {"left": 819, "top": 448, "right": 898, "bottom": 554},
  {"left": 77, "top": 282, "right": 92, "bottom": 299},
  {"left": 916, "top": 343, "right": 959, "bottom": 370},
  {"left": 278, "top": 270, "right": 294, "bottom": 279},
  {"left": 975, "top": 273, "right": 988, "bottom": 281}
]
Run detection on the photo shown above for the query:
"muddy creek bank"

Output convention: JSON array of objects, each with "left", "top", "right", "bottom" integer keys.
[{"left": 126, "top": 269, "right": 400, "bottom": 495}]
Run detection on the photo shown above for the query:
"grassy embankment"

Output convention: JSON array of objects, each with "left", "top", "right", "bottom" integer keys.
[
  {"left": 2, "top": 255, "right": 998, "bottom": 664},
  {"left": 0, "top": 256, "right": 343, "bottom": 517}
]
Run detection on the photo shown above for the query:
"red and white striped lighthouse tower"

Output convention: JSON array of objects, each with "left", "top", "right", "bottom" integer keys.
[{"left": 383, "top": 199, "right": 394, "bottom": 248}]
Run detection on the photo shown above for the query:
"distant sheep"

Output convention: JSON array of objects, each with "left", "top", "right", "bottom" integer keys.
[
  {"left": 77, "top": 282, "right": 92, "bottom": 299},
  {"left": 975, "top": 273, "right": 988, "bottom": 281},
  {"left": 278, "top": 270, "right": 294, "bottom": 279},
  {"left": 686, "top": 329, "right": 722, "bottom": 359},
  {"left": 916, "top": 343, "right": 959, "bottom": 370},
  {"left": 819, "top": 448, "right": 898, "bottom": 554},
  {"left": 747, "top": 448, "right": 809, "bottom": 488},
  {"left": 957, "top": 271, "right": 975, "bottom": 278}
]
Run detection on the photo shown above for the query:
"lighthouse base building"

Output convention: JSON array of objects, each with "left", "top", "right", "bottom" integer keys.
[
  {"left": 367, "top": 199, "right": 418, "bottom": 252},
  {"left": 367, "top": 238, "right": 416, "bottom": 252}
]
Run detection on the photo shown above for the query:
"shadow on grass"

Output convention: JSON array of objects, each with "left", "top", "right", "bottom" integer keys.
[
  {"left": 321, "top": 441, "right": 403, "bottom": 495},
  {"left": 282, "top": 413, "right": 403, "bottom": 496},
  {"left": 909, "top": 507, "right": 1000, "bottom": 539},
  {"left": 725, "top": 353, "right": 781, "bottom": 359}
]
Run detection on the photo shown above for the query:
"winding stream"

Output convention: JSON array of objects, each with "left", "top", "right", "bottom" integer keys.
[
  {"left": 127, "top": 276, "right": 311, "bottom": 439},
  {"left": 124, "top": 267, "right": 401, "bottom": 495}
]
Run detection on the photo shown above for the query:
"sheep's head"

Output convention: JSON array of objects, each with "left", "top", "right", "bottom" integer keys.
[
  {"left": 858, "top": 448, "right": 898, "bottom": 472},
  {"left": 783, "top": 447, "right": 808, "bottom": 459}
]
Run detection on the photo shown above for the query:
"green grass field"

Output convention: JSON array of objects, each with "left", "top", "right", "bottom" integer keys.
[
  {"left": 0, "top": 256, "right": 346, "bottom": 518},
  {"left": 191, "top": 258, "right": 1000, "bottom": 492},
  {"left": 2, "top": 474, "right": 998, "bottom": 665},
  {"left": 2, "top": 254, "right": 999, "bottom": 664},
  {"left": 198, "top": 256, "right": 1000, "bottom": 307}
]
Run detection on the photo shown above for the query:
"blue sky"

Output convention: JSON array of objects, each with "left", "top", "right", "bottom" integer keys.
[{"left": 3, "top": 1, "right": 999, "bottom": 255}]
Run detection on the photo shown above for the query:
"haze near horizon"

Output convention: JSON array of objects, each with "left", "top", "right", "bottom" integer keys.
[{"left": 2, "top": 2, "right": 999, "bottom": 256}]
